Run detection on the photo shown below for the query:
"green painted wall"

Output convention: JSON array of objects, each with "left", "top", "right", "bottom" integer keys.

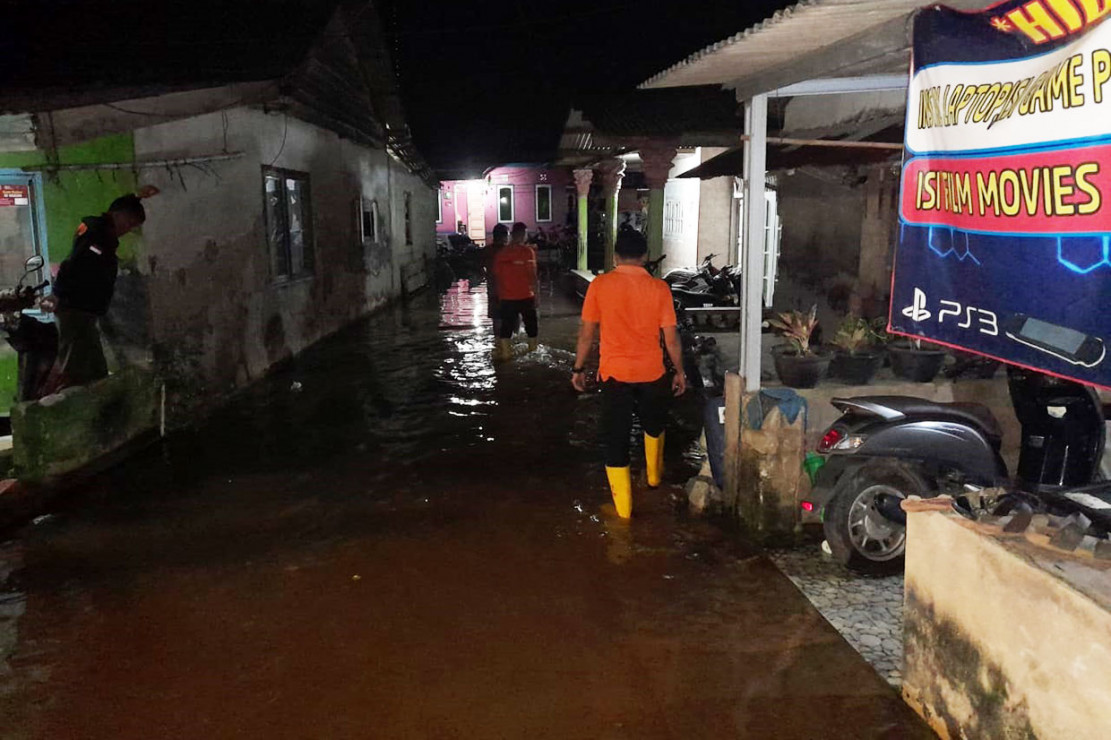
[
  {"left": 0, "top": 134, "right": 142, "bottom": 266},
  {"left": 0, "top": 134, "right": 142, "bottom": 412}
]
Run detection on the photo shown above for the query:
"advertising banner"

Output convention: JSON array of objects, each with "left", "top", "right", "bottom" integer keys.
[{"left": 891, "top": 0, "right": 1111, "bottom": 387}]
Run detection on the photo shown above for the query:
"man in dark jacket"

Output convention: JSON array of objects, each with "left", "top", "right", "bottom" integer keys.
[{"left": 45, "top": 189, "right": 153, "bottom": 392}]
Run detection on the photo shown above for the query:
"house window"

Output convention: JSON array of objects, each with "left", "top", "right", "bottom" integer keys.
[
  {"left": 663, "top": 199, "right": 684, "bottom": 238},
  {"left": 535, "top": 184, "right": 552, "bottom": 222},
  {"left": 497, "top": 185, "right": 514, "bottom": 222},
  {"left": 404, "top": 191, "right": 413, "bottom": 245},
  {"left": 360, "top": 198, "right": 379, "bottom": 243},
  {"left": 264, "top": 167, "right": 314, "bottom": 280},
  {"left": 436, "top": 189, "right": 443, "bottom": 223}
]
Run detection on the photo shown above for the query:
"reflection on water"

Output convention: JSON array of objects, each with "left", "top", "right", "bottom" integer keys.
[
  {"left": 439, "top": 278, "right": 490, "bottom": 330},
  {"left": 437, "top": 279, "right": 496, "bottom": 395}
]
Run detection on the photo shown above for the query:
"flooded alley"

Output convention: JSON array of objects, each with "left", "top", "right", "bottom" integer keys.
[{"left": 0, "top": 279, "right": 929, "bottom": 739}]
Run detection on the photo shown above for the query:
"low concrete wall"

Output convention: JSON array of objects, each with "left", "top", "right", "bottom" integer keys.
[
  {"left": 11, "top": 366, "right": 159, "bottom": 482},
  {"left": 902, "top": 506, "right": 1111, "bottom": 739}
]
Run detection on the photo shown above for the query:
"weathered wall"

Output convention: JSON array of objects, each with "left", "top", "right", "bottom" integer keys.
[
  {"left": 11, "top": 366, "right": 158, "bottom": 481},
  {"left": 776, "top": 168, "right": 863, "bottom": 284},
  {"left": 697, "top": 180, "right": 734, "bottom": 265},
  {"left": 132, "top": 107, "right": 434, "bottom": 418},
  {"left": 858, "top": 166, "right": 900, "bottom": 294},
  {"left": 903, "top": 508, "right": 1111, "bottom": 740}
]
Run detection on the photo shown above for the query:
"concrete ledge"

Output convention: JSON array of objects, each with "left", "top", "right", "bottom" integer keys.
[
  {"left": 903, "top": 506, "right": 1111, "bottom": 740},
  {"left": 11, "top": 366, "right": 160, "bottom": 482}
]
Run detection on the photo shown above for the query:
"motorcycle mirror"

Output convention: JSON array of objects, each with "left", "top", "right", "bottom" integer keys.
[{"left": 18, "top": 254, "right": 45, "bottom": 289}]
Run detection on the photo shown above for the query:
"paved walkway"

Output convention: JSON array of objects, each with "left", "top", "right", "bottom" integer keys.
[{"left": 770, "top": 548, "right": 905, "bottom": 687}]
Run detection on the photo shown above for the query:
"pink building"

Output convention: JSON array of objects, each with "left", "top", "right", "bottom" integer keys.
[{"left": 438, "top": 165, "right": 574, "bottom": 245}]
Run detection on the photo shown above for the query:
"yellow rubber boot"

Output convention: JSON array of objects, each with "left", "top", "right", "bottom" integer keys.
[
  {"left": 645, "top": 432, "right": 664, "bottom": 488},
  {"left": 494, "top": 338, "right": 512, "bottom": 362},
  {"left": 527, "top": 338, "right": 539, "bottom": 353},
  {"left": 606, "top": 466, "right": 633, "bottom": 519}
]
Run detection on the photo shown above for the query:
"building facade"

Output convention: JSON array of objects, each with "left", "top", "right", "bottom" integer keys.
[{"left": 439, "top": 165, "right": 574, "bottom": 244}]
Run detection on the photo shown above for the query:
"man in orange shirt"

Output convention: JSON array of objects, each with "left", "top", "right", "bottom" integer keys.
[
  {"left": 484, "top": 223, "right": 510, "bottom": 337},
  {"left": 493, "top": 222, "right": 539, "bottom": 360},
  {"left": 571, "top": 227, "right": 686, "bottom": 518}
]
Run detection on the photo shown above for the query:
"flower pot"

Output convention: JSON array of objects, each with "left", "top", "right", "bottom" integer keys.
[
  {"left": 829, "top": 350, "right": 883, "bottom": 385},
  {"left": 772, "top": 346, "right": 831, "bottom": 388},
  {"left": 888, "top": 343, "right": 947, "bottom": 382}
]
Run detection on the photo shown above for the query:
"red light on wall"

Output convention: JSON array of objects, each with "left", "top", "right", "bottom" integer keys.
[{"left": 800, "top": 501, "right": 815, "bottom": 512}]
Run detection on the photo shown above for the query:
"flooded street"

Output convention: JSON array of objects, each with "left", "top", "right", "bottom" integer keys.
[{"left": 0, "top": 276, "right": 929, "bottom": 739}]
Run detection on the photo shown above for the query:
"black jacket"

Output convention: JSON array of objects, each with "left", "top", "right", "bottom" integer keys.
[{"left": 53, "top": 215, "right": 120, "bottom": 316}]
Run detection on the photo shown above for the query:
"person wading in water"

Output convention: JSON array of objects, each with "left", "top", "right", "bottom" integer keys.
[
  {"left": 493, "top": 222, "right": 539, "bottom": 361},
  {"left": 484, "top": 223, "right": 509, "bottom": 339},
  {"left": 571, "top": 226, "right": 685, "bottom": 518}
]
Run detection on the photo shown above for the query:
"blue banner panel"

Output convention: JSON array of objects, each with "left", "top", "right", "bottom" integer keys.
[{"left": 891, "top": 1, "right": 1111, "bottom": 387}]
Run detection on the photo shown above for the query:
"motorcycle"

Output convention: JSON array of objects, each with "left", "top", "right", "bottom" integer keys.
[
  {"left": 0, "top": 256, "right": 57, "bottom": 415},
  {"left": 805, "top": 365, "right": 1111, "bottom": 574},
  {"left": 667, "top": 254, "right": 741, "bottom": 309},
  {"left": 663, "top": 253, "right": 720, "bottom": 288}
]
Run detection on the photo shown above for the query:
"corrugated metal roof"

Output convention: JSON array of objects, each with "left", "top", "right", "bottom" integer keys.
[{"left": 640, "top": 0, "right": 981, "bottom": 92}]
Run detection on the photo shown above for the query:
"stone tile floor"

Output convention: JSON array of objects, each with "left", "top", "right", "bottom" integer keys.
[{"left": 768, "top": 546, "right": 905, "bottom": 687}]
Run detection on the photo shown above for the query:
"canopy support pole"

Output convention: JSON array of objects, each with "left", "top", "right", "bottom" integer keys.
[{"left": 740, "top": 94, "right": 768, "bottom": 394}]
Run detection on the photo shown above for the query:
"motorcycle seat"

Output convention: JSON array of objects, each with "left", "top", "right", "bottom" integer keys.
[{"left": 854, "top": 396, "right": 1003, "bottom": 442}]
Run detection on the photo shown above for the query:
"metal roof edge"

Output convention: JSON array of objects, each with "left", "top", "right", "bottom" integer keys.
[{"left": 638, "top": 0, "right": 816, "bottom": 89}]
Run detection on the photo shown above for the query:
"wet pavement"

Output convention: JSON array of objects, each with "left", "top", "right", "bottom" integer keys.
[
  {"left": 770, "top": 548, "right": 905, "bottom": 687},
  {"left": 0, "top": 272, "right": 931, "bottom": 739}
]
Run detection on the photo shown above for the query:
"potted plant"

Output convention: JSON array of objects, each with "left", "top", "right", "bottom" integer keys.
[
  {"left": 887, "top": 335, "right": 948, "bottom": 382},
  {"left": 768, "top": 305, "right": 831, "bottom": 388},
  {"left": 829, "top": 316, "right": 884, "bottom": 385}
]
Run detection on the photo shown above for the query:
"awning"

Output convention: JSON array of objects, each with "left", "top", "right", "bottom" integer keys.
[{"left": 640, "top": 0, "right": 986, "bottom": 100}]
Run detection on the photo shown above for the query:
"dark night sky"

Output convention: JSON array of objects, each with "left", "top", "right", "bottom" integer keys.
[{"left": 378, "top": 1, "right": 791, "bottom": 176}]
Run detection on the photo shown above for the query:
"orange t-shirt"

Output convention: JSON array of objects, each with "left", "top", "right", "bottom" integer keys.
[
  {"left": 493, "top": 244, "right": 537, "bottom": 301},
  {"left": 581, "top": 265, "right": 677, "bottom": 383}
]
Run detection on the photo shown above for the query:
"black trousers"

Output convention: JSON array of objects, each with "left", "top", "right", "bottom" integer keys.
[
  {"left": 499, "top": 298, "right": 538, "bottom": 339},
  {"left": 600, "top": 375, "right": 670, "bottom": 468}
]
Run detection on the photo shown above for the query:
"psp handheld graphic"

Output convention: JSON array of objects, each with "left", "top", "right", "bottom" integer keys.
[{"left": 1002, "top": 314, "right": 1106, "bottom": 368}]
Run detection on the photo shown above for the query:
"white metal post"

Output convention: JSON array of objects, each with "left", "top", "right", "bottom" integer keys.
[{"left": 740, "top": 94, "right": 768, "bottom": 393}]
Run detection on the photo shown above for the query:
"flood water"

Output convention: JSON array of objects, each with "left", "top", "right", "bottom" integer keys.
[{"left": 0, "top": 274, "right": 930, "bottom": 739}]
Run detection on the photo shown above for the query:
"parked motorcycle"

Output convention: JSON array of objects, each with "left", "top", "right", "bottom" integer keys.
[
  {"left": 0, "top": 256, "right": 57, "bottom": 412},
  {"left": 666, "top": 254, "right": 741, "bottom": 309},
  {"left": 806, "top": 365, "right": 1111, "bottom": 574}
]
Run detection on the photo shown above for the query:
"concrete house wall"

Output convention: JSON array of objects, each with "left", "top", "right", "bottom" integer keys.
[
  {"left": 133, "top": 107, "right": 435, "bottom": 412},
  {"left": 776, "top": 169, "right": 864, "bottom": 283}
]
